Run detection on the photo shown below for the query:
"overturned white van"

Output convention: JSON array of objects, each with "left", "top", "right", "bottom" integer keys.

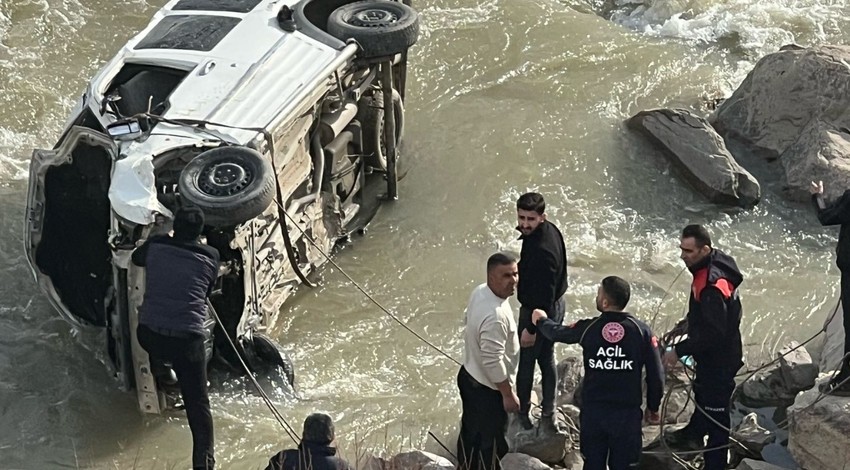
[{"left": 24, "top": 0, "right": 419, "bottom": 413}]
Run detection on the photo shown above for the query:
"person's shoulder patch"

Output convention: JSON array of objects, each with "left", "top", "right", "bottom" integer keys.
[{"left": 651, "top": 335, "right": 659, "bottom": 348}]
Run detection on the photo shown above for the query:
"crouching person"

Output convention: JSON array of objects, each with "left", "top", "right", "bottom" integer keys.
[
  {"left": 133, "top": 206, "right": 220, "bottom": 470},
  {"left": 265, "top": 413, "right": 352, "bottom": 470},
  {"left": 532, "top": 276, "right": 663, "bottom": 470}
]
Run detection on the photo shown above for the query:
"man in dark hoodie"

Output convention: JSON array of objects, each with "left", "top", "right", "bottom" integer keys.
[
  {"left": 514, "top": 192, "right": 568, "bottom": 432},
  {"left": 133, "top": 206, "right": 220, "bottom": 470},
  {"left": 662, "top": 224, "right": 743, "bottom": 470},
  {"left": 809, "top": 180, "right": 850, "bottom": 395},
  {"left": 532, "top": 276, "right": 663, "bottom": 470},
  {"left": 265, "top": 413, "right": 351, "bottom": 470}
]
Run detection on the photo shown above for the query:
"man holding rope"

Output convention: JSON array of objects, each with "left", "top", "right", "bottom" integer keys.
[{"left": 662, "top": 224, "right": 743, "bottom": 470}]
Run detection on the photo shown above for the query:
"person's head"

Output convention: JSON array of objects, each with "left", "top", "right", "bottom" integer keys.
[
  {"left": 302, "top": 413, "right": 335, "bottom": 445},
  {"left": 596, "top": 276, "right": 630, "bottom": 313},
  {"left": 679, "top": 224, "right": 712, "bottom": 268},
  {"left": 486, "top": 252, "right": 519, "bottom": 299},
  {"left": 172, "top": 206, "right": 205, "bottom": 241},
  {"left": 516, "top": 192, "right": 547, "bottom": 236}
]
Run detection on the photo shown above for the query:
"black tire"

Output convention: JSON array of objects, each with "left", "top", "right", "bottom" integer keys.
[
  {"left": 327, "top": 1, "right": 419, "bottom": 59},
  {"left": 178, "top": 146, "right": 275, "bottom": 227},
  {"left": 248, "top": 333, "right": 296, "bottom": 388},
  {"left": 359, "top": 88, "right": 404, "bottom": 171}
]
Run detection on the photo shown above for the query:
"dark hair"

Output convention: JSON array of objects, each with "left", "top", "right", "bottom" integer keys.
[
  {"left": 516, "top": 192, "right": 546, "bottom": 215},
  {"left": 601, "top": 276, "right": 630, "bottom": 310},
  {"left": 303, "top": 413, "right": 335, "bottom": 444},
  {"left": 487, "top": 252, "right": 518, "bottom": 273},
  {"left": 681, "top": 224, "right": 712, "bottom": 248},
  {"left": 173, "top": 206, "right": 205, "bottom": 241}
]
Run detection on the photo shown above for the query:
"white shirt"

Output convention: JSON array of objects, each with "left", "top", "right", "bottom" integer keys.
[{"left": 462, "top": 283, "right": 520, "bottom": 390}]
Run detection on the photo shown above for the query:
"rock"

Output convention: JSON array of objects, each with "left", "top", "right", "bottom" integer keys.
[
  {"left": 660, "top": 367, "right": 695, "bottom": 424},
  {"left": 510, "top": 427, "right": 572, "bottom": 465},
  {"left": 423, "top": 423, "right": 459, "bottom": 465},
  {"left": 556, "top": 356, "right": 584, "bottom": 407},
  {"left": 358, "top": 454, "right": 388, "bottom": 470},
  {"left": 778, "top": 341, "right": 818, "bottom": 393},
  {"left": 627, "top": 108, "right": 761, "bottom": 207},
  {"left": 500, "top": 452, "right": 551, "bottom": 470},
  {"left": 711, "top": 45, "right": 850, "bottom": 199},
  {"left": 738, "top": 364, "right": 797, "bottom": 408},
  {"left": 820, "top": 300, "right": 846, "bottom": 375},
  {"left": 734, "top": 458, "right": 793, "bottom": 470},
  {"left": 732, "top": 412, "right": 776, "bottom": 458},
  {"left": 562, "top": 450, "right": 583, "bottom": 470},
  {"left": 389, "top": 450, "right": 454, "bottom": 470},
  {"left": 787, "top": 375, "right": 850, "bottom": 470},
  {"left": 640, "top": 424, "right": 689, "bottom": 470},
  {"left": 558, "top": 404, "right": 581, "bottom": 432}
]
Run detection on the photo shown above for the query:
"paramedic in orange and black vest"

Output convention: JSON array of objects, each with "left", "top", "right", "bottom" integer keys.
[
  {"left": 662, "top": 224, "right": 743, "bottom": 470},
  {"left": 810, "top": 180, "right": 850, "bottom": 396}
]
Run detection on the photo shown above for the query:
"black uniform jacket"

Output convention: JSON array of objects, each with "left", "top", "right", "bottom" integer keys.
[
  {"left": 265, "top": 442, "right": 352, "bottom": 470},
  {"left": 537, "top": 311, "right": 664, "bottom": 411},
  {"left": 674, "top": 249, "right": 744, "bottom": 372},
  {"left": 517, "top": 220, "right": 568, "bottom": 333},
  {"left": 813, "top": 190, "right": 850, "bottom": 271}
]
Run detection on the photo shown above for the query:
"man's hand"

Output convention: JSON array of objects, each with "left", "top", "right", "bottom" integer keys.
[
  {"left": 810, "top": 180, "right": 824, "bottom": 195},
  {"left": 644, "top": 409, "right": 661, "bottom": 425},
  {"left": 531, "top": 309, "right": 548, "bottom": 325},
  {"left": 520, "top": 329, "right": 537, "bottom": 348},
  {"left": 662, "top": 350, "right": 680, "bottom": 369},
  {"left": 502, "top": 391, "right": 520, "bottom": 413}
]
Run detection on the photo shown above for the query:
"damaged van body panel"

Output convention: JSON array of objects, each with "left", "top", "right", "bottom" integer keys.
[{"left": 24, "top": 0, "right": 420, "bottom": 413}]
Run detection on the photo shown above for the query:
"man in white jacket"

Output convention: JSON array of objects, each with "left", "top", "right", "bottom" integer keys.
[{"left": 457, "top": 252, "right": 521, "bottom": 470}]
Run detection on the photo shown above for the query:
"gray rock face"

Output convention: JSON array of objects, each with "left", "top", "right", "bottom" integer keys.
[
  {"left": 739, "top": 364, "right": 798, "bottom": 408},
  {"left": 788, "top": 375, "right": 850, "bottom": 470},
  {"left": 510, "top": 428, "right": 571, "bottom": 465},
  {"left": 732, "top": 412, "right": 776, "bottom": 458},
  {"left": 734, "top": 458, "right": 793, "bottom": 470},
  {"left": 556, "top": 357, "right": 584, "bottom": 407},
  {"left": 711, "top": 45, "right": 850, "bottom": 199},
  {"left": 627, "top": 108, "right": 760, "bottom": 207},
  {"left": 500, "top": 453, "right": 552, "bottom": 470},
  {"left": 778, "top": 342, "right": 818, "bottom": 393},
  {"left": 390, "top": 450, "right": 454, "bottom": 470}
]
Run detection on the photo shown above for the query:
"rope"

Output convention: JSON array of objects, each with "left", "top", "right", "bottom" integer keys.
[{"left": 270, "top": 198, "right": 462, "bottom": 367}]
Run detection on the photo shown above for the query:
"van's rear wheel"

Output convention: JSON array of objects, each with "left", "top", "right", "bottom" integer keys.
[
  {"left": 359, "top": 88, "right": 404, "bottom": 171},
  {"left": 327, "top": 0, "right": 419, "bottom": 59},
  {"left": 178, "top": 146, "right": 275, "bottom": 227}
]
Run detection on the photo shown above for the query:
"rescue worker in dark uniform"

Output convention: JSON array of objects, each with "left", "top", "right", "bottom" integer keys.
[
  {"left": 532, "top": 276, "right": 663, "bottom": 470},
  {"left": 810, "top": 180, "right": 850, "bottom": 395},
  {"left": 662, "top": 224, "right": 743, "bottom": 470},
  {"left": 514, "top": 192, "right": 568, "bottom": 432},
  {"left": 133, "top": 206, "right": 220, "bottom": 470},
  {"left": 265, "top": 413, "right": 352, "bottom": 470}
]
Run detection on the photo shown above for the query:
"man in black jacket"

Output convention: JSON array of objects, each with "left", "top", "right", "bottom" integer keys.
[
  {"left": 810, "top": 180, "right": 850, "bottom": 395},
  {"left": 265, "top": 413, "right": 351, "bottom": 470},
  {"left": 514, "top": 192, "right": 568, "bottom": 432},
  {"left": 662, "top": 225, "right": 743, "bottom": 470},
  {"left": 532, "top": 276, "right": 663, "bottom": 470},
  {"left": 133, "top": 206, "right": 220, "bottom": 470}
]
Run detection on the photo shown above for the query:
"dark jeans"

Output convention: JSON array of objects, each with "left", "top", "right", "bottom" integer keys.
[
  {"left": 516, "top": 297, "right": 565, "bottom": 416},
  {"left": 580, "top": 406, "right": 642, "bottom": 470},
  {"left": 681, "top": 365, "right": 735, "bottom": 470},
  {"left": 138, "top": 324, "right": 215, "bottom": 470},
  {"left": 457, "top": 367, "right": 508, "bottom": 470}
]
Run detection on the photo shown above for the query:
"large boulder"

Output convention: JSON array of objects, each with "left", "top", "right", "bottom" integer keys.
[
  {"left": 738, "top": 364, "right": 797, "bottom": 408},
  {"left": 711, "top": 45, "right": 850, "bottom": 199},
  {"left": 500, "top": 453, "right": 552, "bottom": 470},
  {"left": 390, "top": 450, "right": 454, "bottom": 470},
  {"left": 787, "top": 375, "right": 850, "bottom": 470},
  {"left": 627, "top": 108, "right": 760, "bottom": 207},
  {"left": 778, "top": 341, "right": 818, "bottom": 393}
]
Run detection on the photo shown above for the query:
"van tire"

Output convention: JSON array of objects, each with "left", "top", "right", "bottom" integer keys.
[
  {"left": 178, "top": 146, "right": 275, "bottom": 227},
  {"left": 327, "top": 1, "right": 419, "bottom": 59},
  {"left": 248, "top": 333, "right": 296, "bottom": 388},
  {"left": 359, "top": 88, "right": 404, "bottom": 171}
]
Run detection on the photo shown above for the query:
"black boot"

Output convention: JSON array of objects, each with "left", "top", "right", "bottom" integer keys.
[{"left": 517, "top": 413, "right": 534, "bottom": 430}]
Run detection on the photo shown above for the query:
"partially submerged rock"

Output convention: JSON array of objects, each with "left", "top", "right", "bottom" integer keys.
[
  {"left": 788, "top": 375, "right": 850, "bottom": 470},
  {"left": 627, "top": 108, "right": 760, "bottom": 207},
  {"left": 778, "top": 342, "right": 818, "bottom": 393}
]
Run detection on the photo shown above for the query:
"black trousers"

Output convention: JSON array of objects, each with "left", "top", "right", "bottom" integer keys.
[
  {"left": 457, "top": 367, "right": 508, "bottom": 470},
  {"left": 681, "top": 365, "right": 735, "bottom": 470},
  {"left": 840, "top": 271, "right": 850, "bottom": 371},
  {"left": 138, "top": 325, "right": 215, "bottom": 470},
  {"left": 580, "top": 406, "right": 642, "bottom": 470},
  {"left": 516, "top": 297, "right": 565, "bottom": 416}
]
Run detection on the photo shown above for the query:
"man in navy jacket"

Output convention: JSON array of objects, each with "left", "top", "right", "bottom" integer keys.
[{"left": 265, "top": 413, "right": 351, "bottom": 470}]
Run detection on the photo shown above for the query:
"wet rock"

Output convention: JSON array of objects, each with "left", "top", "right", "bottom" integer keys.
[
  {"left": 734, "top": 458, "right": 793, "bottom": 470},
  {"left": 711, "top": 45, "right": 850, "bottom": 200},
  {"left": 556, "top": 356, "right": 583, "bottom": 407},
  {"left": 627, "top": 108, "right": 760, "bottom": 207},
  {"left": 500, "top": 452, "right": 551, "bottom": 470},
  {"left": 787, "top": 375, "right": 850, "bottom": 470},
  {"left": 510, "top": 427, "right": 571, "bottom": 465},
  {"left": 390, "top": 450, "right": 454, "bottom": 470},
  {"left": 732, "top": 412, "right": 776, "bottom": 458},
  {"left": 738, "top": 364, "right": 797, "bottom": 408},
  {"left": 778, "top": 341, "right": 818, "bottom": 393},
  {"left": 820, "top": 300, "right": 846, "bottom": 375}
]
